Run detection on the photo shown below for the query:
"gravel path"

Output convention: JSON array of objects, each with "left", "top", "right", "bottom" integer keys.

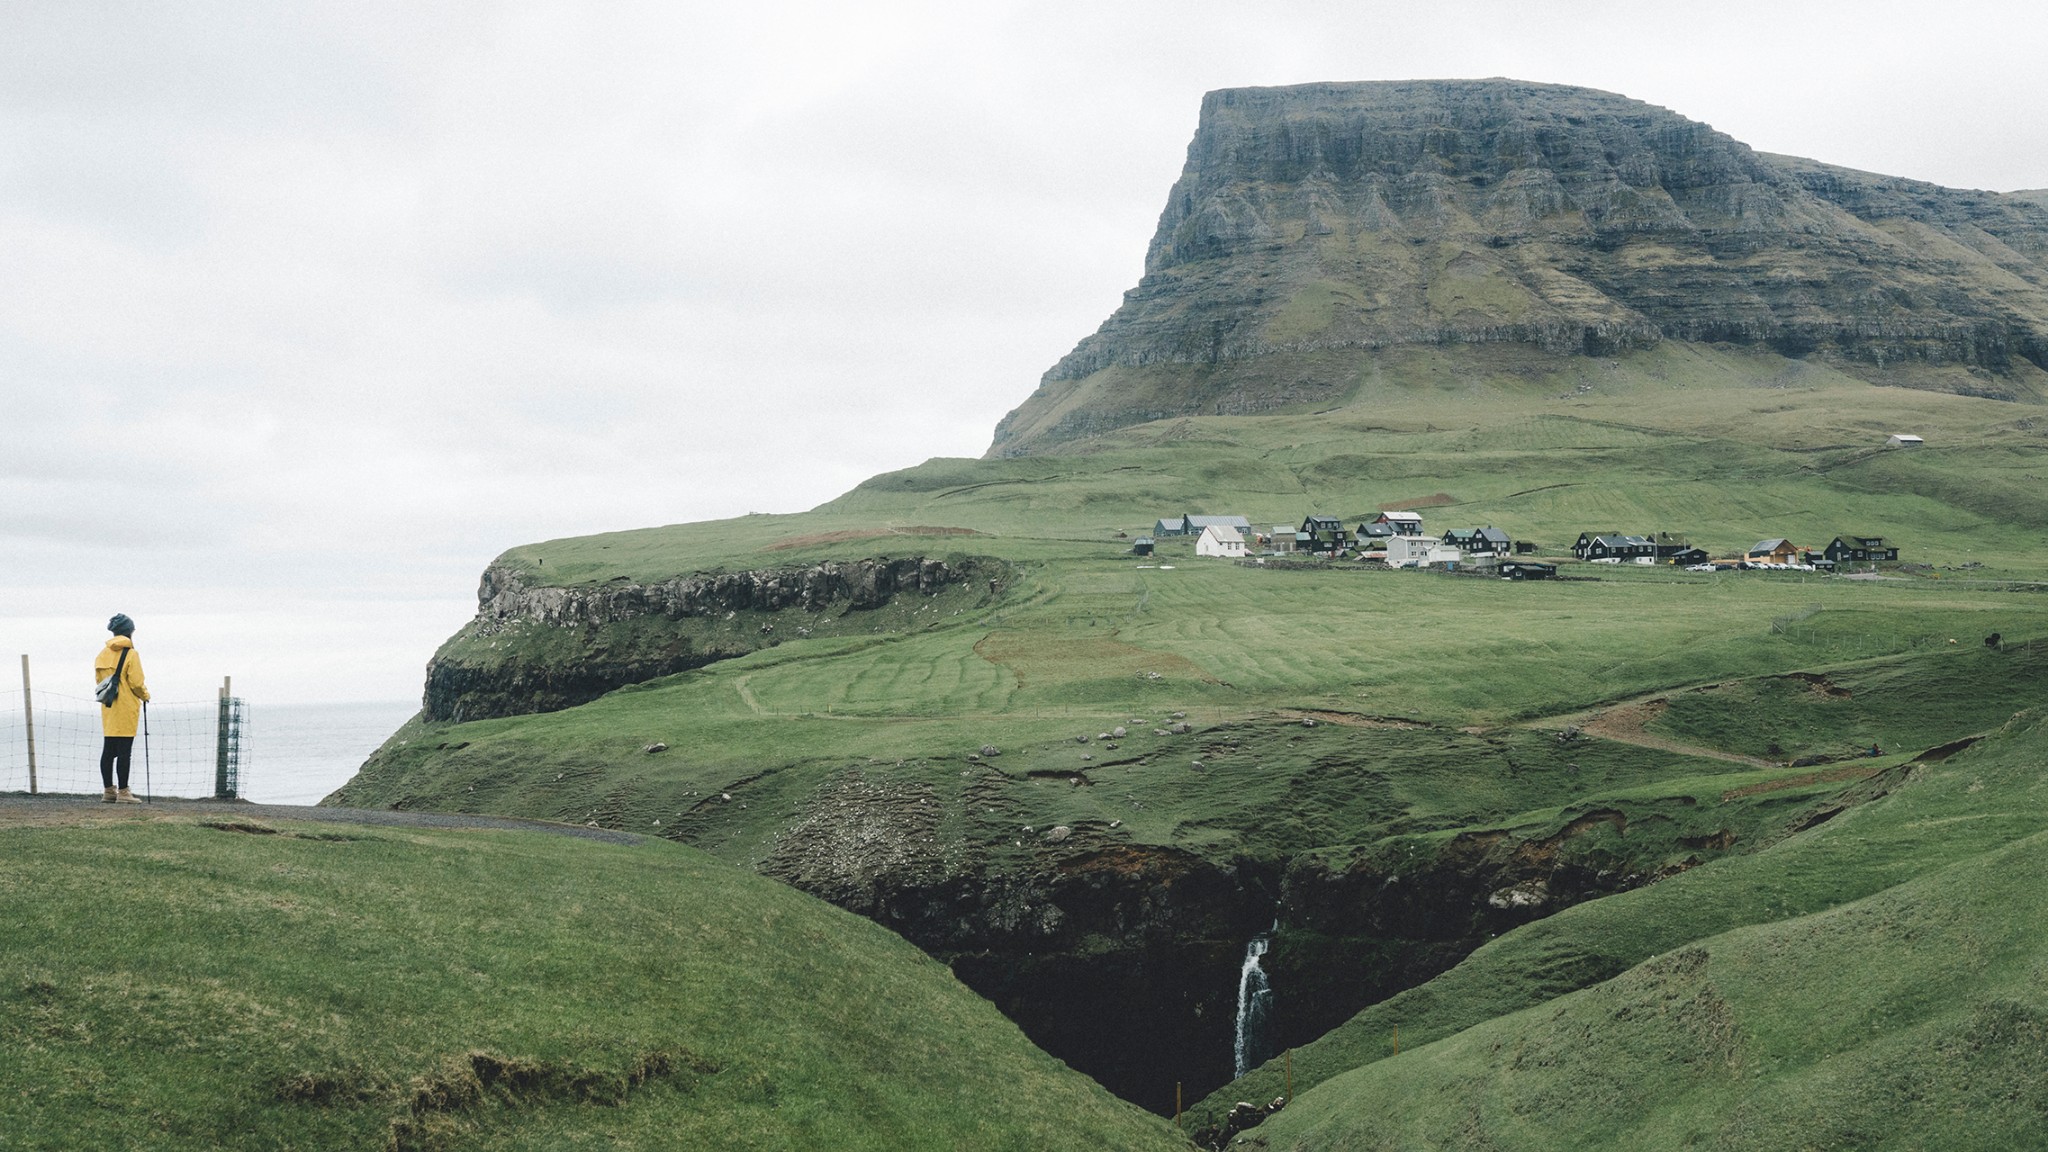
[{"left": 0, "top": 793, "right": 645, "bottom": 845}]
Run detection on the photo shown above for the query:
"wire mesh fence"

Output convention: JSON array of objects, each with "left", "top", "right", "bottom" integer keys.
[{"left": 0, "top": 689, "right": 246, "bottom": 800}]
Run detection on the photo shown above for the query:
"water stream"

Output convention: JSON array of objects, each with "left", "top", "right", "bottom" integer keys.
[{"left": 1233, "top": 926, "right": 1275, "bottom": 1079}]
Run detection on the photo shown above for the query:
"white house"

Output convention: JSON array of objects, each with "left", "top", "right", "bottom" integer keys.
[
  {"left": 1196, "top": 524, "right": 1247, "bottom": 558},
  {"left": 1384, "top": 536, "right": 1460, "bottom": 568},
  {"left": 1888, "top": 434, "right": 1924, "bottom": 448}
]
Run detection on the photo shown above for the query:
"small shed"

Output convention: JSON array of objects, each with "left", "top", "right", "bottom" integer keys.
[
  {"left": 1131, "top": 536, "right": 1154, "bottom": 557},
  {"left": 1888, "top": 434, "right": 1924, "bottom": 448},
  {"left": 1268, "top": 526, "right": 1297, "bottom": 553},
  {"left": 1196, "top": 524, "right": 1248, "bottom": 559}
]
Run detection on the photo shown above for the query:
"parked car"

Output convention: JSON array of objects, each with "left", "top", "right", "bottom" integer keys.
[{"left": 1686, "top": 562, "right": 1717, "bottom": 572}]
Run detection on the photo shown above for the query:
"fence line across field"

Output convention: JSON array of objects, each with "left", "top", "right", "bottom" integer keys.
[{"left": 4, "top": 655, "right": 245, "bottom": 799}]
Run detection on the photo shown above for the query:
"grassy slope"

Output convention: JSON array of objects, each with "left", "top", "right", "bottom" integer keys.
[
  {"left": 1246, "top": 709, "right": 2048, "bottom": 1151},
  {"left": 494, "top": 344, "right": 2048, "bottom": 584},
  {"left": 0, "top": 813, "right": 1183, "bottom": 1152},
  {"left": 330, "top": 343, "right": 2048, "bottom": 1143}
]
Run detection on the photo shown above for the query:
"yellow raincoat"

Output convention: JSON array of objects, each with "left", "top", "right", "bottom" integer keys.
[{"left": 94, "top": 636, "right": 150, "bottom": 738}]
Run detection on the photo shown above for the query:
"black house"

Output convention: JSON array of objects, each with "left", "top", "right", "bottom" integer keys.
[
  {"left": 1824, "top": 535, "right": 1900, "bottom": 564},
  {"left": 1442, "top": 526, "right": 1513, "bottom": 556},
  {"left": 1300, "top": 515, "right": 1350, "bottom": 552},
  {"left": 1667, "top": 546, "right": 1711, "bottom": 566},
  {"left": 1573, "top": 532, "right": 1656, "bottom": 562}
]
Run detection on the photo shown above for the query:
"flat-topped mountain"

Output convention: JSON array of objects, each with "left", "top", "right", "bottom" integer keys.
[{"left": 990, "top": 79, "right": 2048, "bottom": 455}]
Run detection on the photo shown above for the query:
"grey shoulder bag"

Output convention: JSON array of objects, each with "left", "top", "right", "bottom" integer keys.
[{"left": 95, "top": 646, "right": 130, "bottom": 708}]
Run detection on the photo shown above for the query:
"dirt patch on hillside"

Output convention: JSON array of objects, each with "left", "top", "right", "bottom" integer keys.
[
  {"left": 1568, "top": 697, "right": 1775, "bottom": 768},
  {"left": 762, "top": 525, "right": 981, "bottom": 551},
  {"left": 1788, "top": 672, "right": 1852, "bottom": 699},
  {"left": 1720, "top": 763, "right": 1887, "bottom": 801}
]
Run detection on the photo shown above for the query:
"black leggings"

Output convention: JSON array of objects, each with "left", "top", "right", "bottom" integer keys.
[{"left": 100, "top": 737, "right": 134, "bottom": 789}]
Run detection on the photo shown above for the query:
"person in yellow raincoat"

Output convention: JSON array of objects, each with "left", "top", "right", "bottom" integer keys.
[{"left": 94, "top": 614, "right": 150, "bottom": 803}]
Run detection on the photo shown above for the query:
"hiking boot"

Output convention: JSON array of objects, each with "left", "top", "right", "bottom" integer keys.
[
  {"left": 102, "top": 787, "right": 118, "bottom": 803},
  {"left": 115, "top": 788, "right": 141, "bottom": 804}
]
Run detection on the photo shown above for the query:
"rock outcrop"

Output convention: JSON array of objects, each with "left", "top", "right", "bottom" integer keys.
[
  {"left": 423, "top": 556, "right": 982, "bottom": 721},
  {"left": 990, "top": 79, "right": 2048, "bottom": 454}
]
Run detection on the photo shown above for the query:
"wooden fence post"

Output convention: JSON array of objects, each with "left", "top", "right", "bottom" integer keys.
[{"left": 20, "top": 655, "right": 36, "bottom": 795}]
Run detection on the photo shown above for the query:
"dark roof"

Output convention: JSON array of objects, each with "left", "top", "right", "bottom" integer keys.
[
  {"left": 1834, "top": 534, "right": 1891, "bottom": 547},
  {"left": 1587, "top": 534, "right": 1651, "bottom": 548},
  {"left": 1302, "top": 515, "right": 1344, "bottom": 529}
]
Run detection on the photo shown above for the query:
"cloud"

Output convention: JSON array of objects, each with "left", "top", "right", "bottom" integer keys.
[{"left": 2, "top": 0, "right": 2043, "bottom": 704}]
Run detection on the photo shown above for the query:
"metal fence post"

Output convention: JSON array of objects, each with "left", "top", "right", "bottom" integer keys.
[
  {"left": 215, "top": 678, "right": 227, "bottom": 798},
  {"left": 19, "top": 654, "right": 36, "bottom": 794},
  {"left": 213, "top": 676, "right": 240, "bottom": 800}
]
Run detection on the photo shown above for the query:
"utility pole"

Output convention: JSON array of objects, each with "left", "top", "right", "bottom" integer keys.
[{"left": 20, "top": 655, "right": 36, "bottom": 794}]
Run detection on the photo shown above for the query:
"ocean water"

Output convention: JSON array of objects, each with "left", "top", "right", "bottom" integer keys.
[{"left": 241, "top": 700, "right": 418, "bottom": 806}]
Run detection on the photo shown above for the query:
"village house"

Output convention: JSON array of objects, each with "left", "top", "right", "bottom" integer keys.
[
  {"left": 1746, "top": 539, "right": 1802, "bottom": 566},
  {"left": 1574, "top": 532, "right": 1656, "bottom": 562},
  {"left": 1195, "top": 524, "right": 1247, "bottom": 558},
  {"left": 1647, "top": 532, "right": 1694, "bottom": 561},
  {"left": 1369, "top": 510, "right": 1425, "bottom": 536},
  {"left": 1151, "top": 513, "right": 1251, "bottom": 537},
  {"left": 1824, "top": 535, "right": 1900, "bottom": 564},
  {"left": 1666, "top": 546, "right": 1711, "bottom": 566},
  {"left": 1386, "top": 535, "right": 1459, "bottom": 568},
  {"left": 1266, "top": 526, "right": 1296, "bottom": 553},
  {"left": 1442, "top": 526, "right": 1512, "bottom": 557},
  {"left": 1300, "top": 515, "right": 1350, "bottom": 552},
  {"left": 1357, "top": 520, "right": 1396, "bottom": 541}
]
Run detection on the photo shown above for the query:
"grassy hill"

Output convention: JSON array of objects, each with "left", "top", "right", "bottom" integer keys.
[
  {"left": 331, "top": 345, "right": 2048, "bottom": 1121},
  {"left": 0, "top": 809, "right": 1184, "bottom": 1151},
  {"left": 1226, "top": 706, "right": 2048, "bottom": 1150}
]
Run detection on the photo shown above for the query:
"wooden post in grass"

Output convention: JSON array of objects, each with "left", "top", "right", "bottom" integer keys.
[
  {"left": 1393, "top": 1025, "right": 1399, "bottom": 1055},
  {"left": 1285, "top": 1049, "right": 1292, "bottom": 1102},
  {"left": 20, "top": 655, "right": 37, "bottom": 794},
  {"left": 1175, "top": 1082, "right": 1182, "bottom": 1129}
]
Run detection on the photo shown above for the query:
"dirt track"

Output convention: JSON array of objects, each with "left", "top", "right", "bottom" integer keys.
[{"left": 0, "top": 793, "right": 645, "bottom": 845}]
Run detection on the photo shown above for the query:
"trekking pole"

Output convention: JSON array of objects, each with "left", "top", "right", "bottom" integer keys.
[{"left": 142, "top": 701, "right": 153, "bottom": 804}]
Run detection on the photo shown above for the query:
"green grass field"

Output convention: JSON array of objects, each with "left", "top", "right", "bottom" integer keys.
[
  {"left": 317, "top": 344, "right": 2048, "bottom": 1147},
  {"left": 0, "top": 811, "right": 1184, "bottom": 1152}
]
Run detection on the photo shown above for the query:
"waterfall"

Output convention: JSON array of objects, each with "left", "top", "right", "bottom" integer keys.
[{"left": 1233, "top": 928, "right": 1274, "bottom": 1079}]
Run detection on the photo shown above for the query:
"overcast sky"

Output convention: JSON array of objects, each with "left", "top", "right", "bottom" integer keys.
[{"left": 4, "top": 0, "right": 2045, "bottom": 708}]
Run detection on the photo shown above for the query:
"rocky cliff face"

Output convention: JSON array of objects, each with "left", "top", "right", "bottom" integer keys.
[
  {"left": 990, "top": 79, "right": 2048, "bottom": 454},
  {"left": 424, "top": 556, "right": 983, "bottom": 722}
]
